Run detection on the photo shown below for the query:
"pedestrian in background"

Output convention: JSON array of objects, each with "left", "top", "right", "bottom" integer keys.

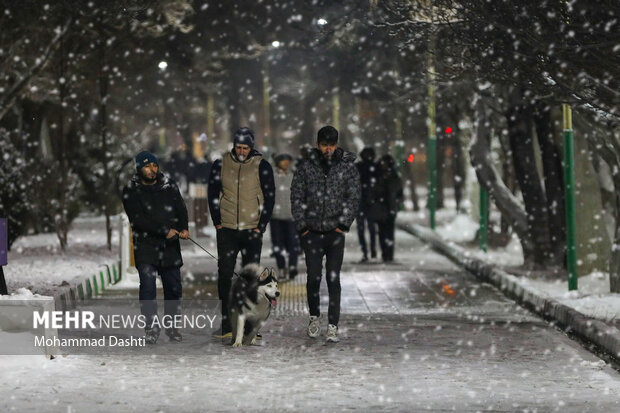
[
  {"left": 207, "top": 127, "right": 275, "bottom": 338},
  {"left": 270, "top": 153, "right": 300, "bottom": 280},
  {"left": 291, "top": 125, "right": 361, "bottom": 343},
  {"left": 368, "top": 154, "right": 403, "bottom": 263},
  {"left": 122, "top": 151, "right": 189, "bottom": 344},
  {"left": 356, "top": 147, "right": 378, "bottom": 262}
]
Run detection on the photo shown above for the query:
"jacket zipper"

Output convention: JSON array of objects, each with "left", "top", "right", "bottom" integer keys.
[
  {"left": 321, "top": 170, "right": 327, "bottom": 232},
  {"left": 236, "top": 162, "right": 241, "bottom": 229}
]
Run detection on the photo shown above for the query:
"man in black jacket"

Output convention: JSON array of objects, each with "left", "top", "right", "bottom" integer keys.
[
  {"left": 291, "top": 126, "right": 361, "bottom": 343},
  {"left": 122, "top": 151, "right": 189, "bottom": 344},
  {"left": 356, "top": 147, "right": 378, "bottom": 262}
]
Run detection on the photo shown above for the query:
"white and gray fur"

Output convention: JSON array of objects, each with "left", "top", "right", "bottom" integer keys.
[{"left": 229, "top": 264, "right": 280, "bottom": 347}]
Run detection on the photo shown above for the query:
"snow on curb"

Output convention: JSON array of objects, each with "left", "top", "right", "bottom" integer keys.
[
  {"left": 52, "top": 260, "right": 122, "bottom": 311},
  {"left": 397, "top": 219, "right": 620, "bottom": 361}
]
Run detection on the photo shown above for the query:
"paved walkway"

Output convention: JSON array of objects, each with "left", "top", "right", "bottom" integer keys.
[{"left": 1, "top": 227, "right": 619, "bottom": 412}]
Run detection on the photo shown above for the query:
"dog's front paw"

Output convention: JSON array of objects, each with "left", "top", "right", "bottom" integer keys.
[
  {"left": 250, "top": 337, "right": 257, "bottom": 345},
  {"left": 232, "top": 341, "right": 243, "bottom": 348}
]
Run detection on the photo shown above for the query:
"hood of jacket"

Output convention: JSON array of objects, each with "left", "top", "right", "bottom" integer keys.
[
  {"left": 308, "top": 147, "right": 356, "bottom": 167},
  {"left": 129, "top": 172, "right": 174, "bottom": 192},
  {"left": 230, "top": 148, "right": 263, "bottom": 163}
]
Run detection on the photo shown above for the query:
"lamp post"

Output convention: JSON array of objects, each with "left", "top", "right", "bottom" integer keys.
[
  {"left": 427, "top": 31, "right": 437, "bottom": 230},
  {"left": 563, "top": 104, "right": 578, "bottom": 290}
]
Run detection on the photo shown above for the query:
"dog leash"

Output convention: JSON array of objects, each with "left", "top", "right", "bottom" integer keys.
[
  {"left": 188, "top": 237, "right": 219, "bottom": 261},
  {"left": 187, "top": 236, "right": 240, "bottom": 278}
]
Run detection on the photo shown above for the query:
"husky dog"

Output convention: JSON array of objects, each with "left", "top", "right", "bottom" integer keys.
[{"left": 229, "top": 264, "right": 280, "bottom": 347}]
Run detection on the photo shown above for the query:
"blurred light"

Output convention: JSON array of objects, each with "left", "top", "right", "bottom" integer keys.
[
  {"left": 317, "top": 18, "right": 328, "bottom": 26},
  {"left": 443, "top": 284, "right": 455, "bottom": 295},
  {"left": 158, "top": 61, "right": 168, "bottom": 70},
  {"left": 407, "top": 154, "right": 415, "bottom": 163},
  {"left": 271, "top": 40, "right": 281, "bottom": 48},
  {"left": 445, "top": 126, "right": 453, "bottom": 134}
]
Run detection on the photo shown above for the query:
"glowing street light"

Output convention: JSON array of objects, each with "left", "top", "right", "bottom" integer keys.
[
  {"left": 271, "top": 40, "right": 281, "bottom": 48},
  {"left": 317, "top": 18, "right": 327, "bottom": 26},
  {"left": 158, "top": 61, "right": 168, "bottom": 70}
]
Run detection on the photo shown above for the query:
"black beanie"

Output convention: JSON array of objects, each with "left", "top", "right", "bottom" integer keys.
[
  {"left": 135, "top": 151, "right": 159, "bottom": 172},
  {"left": 317, "top": 125, "right": 338, "bottom": 144},
  {"left": 233, "top": 127, "right": 255, "bottom": 148}
]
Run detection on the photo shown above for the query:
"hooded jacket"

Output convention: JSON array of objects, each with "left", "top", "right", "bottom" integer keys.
[
  {"left": 122, "top": 173, "right": 188, "bottom": 267},
  {"left": 291, "top": 147, "right": 361, "bottom": 233},
  {"left": 208, "top": 148, "right": 275, "bottom": 232}
]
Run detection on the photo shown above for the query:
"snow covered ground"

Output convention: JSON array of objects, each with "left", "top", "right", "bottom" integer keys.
[
  {"left": 3, "top": 215, "right": 120, "bottom": 296},
  {"left": 0, "top": 225, "right": 619, "bottom": 412},
  {"left": 401, "top": 211, "right": 620, "bottom": 326}
]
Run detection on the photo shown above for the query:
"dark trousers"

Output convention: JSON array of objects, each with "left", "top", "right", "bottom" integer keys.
[
  {"left": 270, "top": 219, "right": 300, "bottom": 270},
  {"left": 136, "top": 264, "right": 182, "bottom": 331},
  {"left": 301, "top": 231, "right": 345, "bottom": 326},
  {"left": 377, "top": 216, "right": 396, "bottom": 262},
  {"left": 357, "top": 209, "right": 377, "bottom": 257},
  {"left": 216, "top": 228, "right": 263, "bottom": 333}
]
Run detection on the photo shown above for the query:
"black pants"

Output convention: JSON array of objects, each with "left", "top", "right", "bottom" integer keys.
[
  {"left": 136, "top": 264, "right": 182, "bottom": 331},
  {"left": 216, "top": 228, "right": 263, "bottom": 333},
  {"left": 357, "top": 209, "right": 377, "bottom": 257},
  {"left": 301, "top": 231, "right": 345, "bottom": 326},
  {"left": 270, "top": 219, "right": 300, "bottom": 270},
  {"left": 377, "top": 216, "right": 396, "bottom": 262}
]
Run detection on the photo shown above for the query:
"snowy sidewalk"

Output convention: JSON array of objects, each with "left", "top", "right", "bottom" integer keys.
[
  {"left": 1, "top": 226, "right": 619, "bottom": 412},
  {"left": 397, "top": 217, "right": 620, "bottom": 363}
]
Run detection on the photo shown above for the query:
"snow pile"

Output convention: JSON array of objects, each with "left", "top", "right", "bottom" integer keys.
[
  {"left": 473, "top": 234, "right": 524, "bottom": 267},
  {"left": 436, "top": 213, "right": 479, "bottom": 243},
  {"left": 3, "top": 216, "right": 119, "bottom": 296},
  {"left": 521, "top": 272, "right": 620, "bottom": 323},
  {"left": 0, "top": 287, "right": 42, "bottom": 300}
]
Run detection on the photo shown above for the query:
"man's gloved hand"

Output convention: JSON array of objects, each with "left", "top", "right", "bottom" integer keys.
[{"left": 179, "top": 229, "right": 190, "bottom": 239}]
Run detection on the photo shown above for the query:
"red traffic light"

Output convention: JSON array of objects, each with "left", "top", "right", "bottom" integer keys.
[
  {"left": 445, "top": 126, "right": 453, "bottom": 134},
  {"left": 407, "top": 154, "right": 415, "bottom": 163}
]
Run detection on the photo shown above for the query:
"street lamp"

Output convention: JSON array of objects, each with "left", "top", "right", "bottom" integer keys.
[
  {"left": 317, "top": 18, "right": 327, "bottom": 26},
  {"left": 158, "top": 61, "right": 168, "bottom": 70},
  {"left": 271, "top": 40, "right": 281, "bottom": 48}
]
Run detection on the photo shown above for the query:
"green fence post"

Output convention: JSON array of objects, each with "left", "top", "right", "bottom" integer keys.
[
  {"left": 112, "top": 264, "right": 119, "bottom": 284},
  {"left": 563, "top": 104, "right": 578, "bottom": 291},
  {"left": 479, "top": 187, "right": 489, "bottom": 253},
  {"left": 93, "top": 275, "right": 99, "bottom": 296}
]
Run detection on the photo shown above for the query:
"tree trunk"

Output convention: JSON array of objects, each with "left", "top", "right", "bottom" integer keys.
[
  {"left": 470, "top": 94, "right": 534, "bottom": 259},
  {"left": 56, "top": 36, "right": 69, "bottom": 251},
  {"left": 580, "top": 119, "right": 620, "bottom": 293},
  {"left": 505, "top": 91, "right": 553, "bottom": 267},
  {"left": 436, "top": 135, "right": 445, "bottom": 209},
  {"left": 452, "top": 130, "right": 466, "bottom": 212},
  {"left": 533, "top": 105, "right": 565, "bottom": 266},
  {"left": 497, "top": 127, "right": 516, "bottom": 237},
  {"left": 407, "top": 161, "right": 420, "bottom": 211},
  {"left": 99, "top": 24, "right": 112, "bottom": 251}
]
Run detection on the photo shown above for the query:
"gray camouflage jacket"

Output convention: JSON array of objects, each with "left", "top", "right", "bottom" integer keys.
[{"left": 291, "top": 148, "right": 361, "bottom": 233}]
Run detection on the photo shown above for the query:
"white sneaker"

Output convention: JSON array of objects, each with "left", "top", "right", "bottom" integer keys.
[
  {"left": 307, "top": 315, "right": 321, "bottom": 338},
  {"left": 326, "top": 324, "right": 339, "bottom": 343},
  {"left": 278, "top": 268, "right": 289, "bottom": 282}
]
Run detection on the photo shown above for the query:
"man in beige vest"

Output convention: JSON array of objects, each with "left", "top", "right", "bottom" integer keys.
[{"left": 208, "top": 127, "right": 275, "bottom": 337}]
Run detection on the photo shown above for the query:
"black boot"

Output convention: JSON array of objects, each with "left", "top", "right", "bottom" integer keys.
[
  {"left": 145, "top": 327, "right": 160, "bottom": 345},
  {"left": 289, "top": 267, "right": 298, "bottom": 279},
  {"left": 166, "top": 328, "right": 182, "bottom": 342}
]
